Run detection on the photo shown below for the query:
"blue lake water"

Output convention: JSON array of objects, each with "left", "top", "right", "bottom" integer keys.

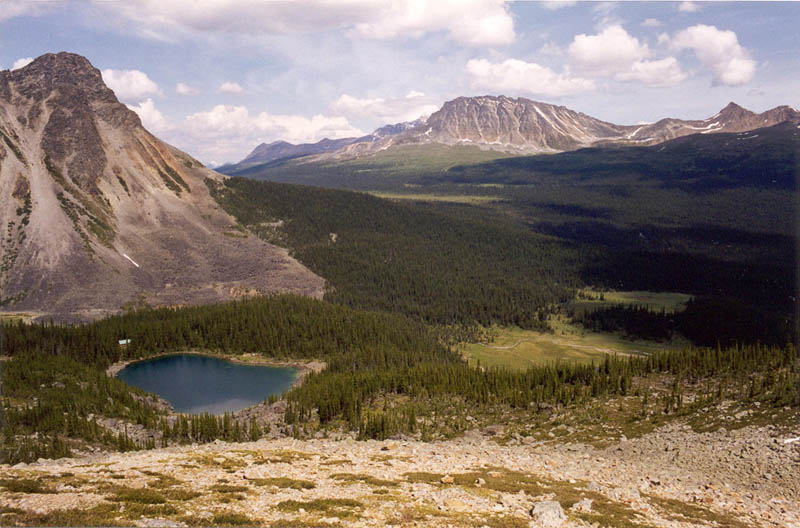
[{"left": 116, "top": 354, "right": 298, "bottom": 414}]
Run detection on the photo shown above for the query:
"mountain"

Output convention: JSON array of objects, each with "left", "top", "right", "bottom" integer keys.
[
  {"left": 355, "top": 96, "right": 800, "bottom": 156},
  {"left": 438, "top": 120, "right": 800, "bottom": 191},
  {"left": 227, "top": 96, "right": 800, "bottom": 172},
  {"left": 0, "top": 52, "right": 324, "bottom": 320},
  {"left": 215, "top": 137, "right": 361, "bottom": 173},
  {"left": 217, "top": 117, "right": 426, "bottom": 175}
]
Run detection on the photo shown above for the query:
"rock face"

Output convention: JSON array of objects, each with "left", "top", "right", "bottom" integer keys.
[
  {"left": 0, "top": 52, "right": 324, "bottom": 320},
  {"left": 529, "top": 501, "right": 567, "bottom": 527},
  {"left": 422, "top": 96, "right": 626, "bottom": 153},
  {"left": 286, "top": 96, "right": 800, "bottom": 163}
]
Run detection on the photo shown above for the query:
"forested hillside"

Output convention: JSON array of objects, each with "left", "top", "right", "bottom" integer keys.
[
  {"left": 212, "top": 122, "right": 797, "bottom": 346},
  {"left": 3, "top": 296, "right": 798, "bottom": 462},
  {"left": 207, "top": 178, "right": 578, "bottom": 331}
]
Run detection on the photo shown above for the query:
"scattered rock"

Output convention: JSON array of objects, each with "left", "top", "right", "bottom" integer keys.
[
  {"left": 529, "top": 501, "right": 567, "bottom": 528},
  {"left": 441, "top": 475, "right": 455, "bottom": 484},
  {"left": 570, "top": 498, "right": 593, "bottom": 513},
  {"left": 586, "top": 482, "right": 601, "bottom": 492}
]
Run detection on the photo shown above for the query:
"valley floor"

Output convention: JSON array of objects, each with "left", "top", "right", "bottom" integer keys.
[{"left": 1, "top": 418, "right": 798, "bottom": 528}]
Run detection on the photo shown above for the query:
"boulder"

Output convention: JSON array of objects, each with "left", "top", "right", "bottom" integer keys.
[
  {"left": 529, "top": 500, "right": 567, "bottom": 528},
  {"left": 570, "top": 498, "right": 593, "bottom": 513}
]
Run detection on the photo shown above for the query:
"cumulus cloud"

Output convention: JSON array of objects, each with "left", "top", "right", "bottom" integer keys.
[
  {"left": 566, "top": 25, "right": 688, "bottom": 87},
  {"left": 11, "top": 57, "right": 33, "bottom": 70},
  {"left": 568, "top": 25, "right": 650, "bottom": 75},
  {"left": 670, "top": 24, "right": 756, "bottom": 85},
  {"left": 678, "top": 1, "right": 700, "bottom": 13},
  {"left": 127, "top": 98, "right": 169, "bottom": 133},
  {"left": 354, "top": 0, "right": 514, "bottom": 46},
  {"left": 90, "top": 0, "right": 515, "bottom": 47},
  {"left": 642, "top": 18, "right": 661, "bottom": 28},
  {"left": 181, "top": 105, "right": 364, "bottom": 163},
  {"left": 465, "top": 58, "right": 595, "bottom": 97},
  {"left": 616, "top": 57, "right": 687, "bottom": 86},
  {"left": 218, "top": 82, "right": 243, "bottom": 94},
  {"left": 331, "top": 91, "right": 440, "bottom": 125},
  {"left": 101, "top": 69, "right": 161, "bottom": 102},
  {"left": 175, "top": 82, "right": 199, "bottom": 95}
]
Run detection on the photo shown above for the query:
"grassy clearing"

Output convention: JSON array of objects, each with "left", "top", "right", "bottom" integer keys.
[
  {"left": 269, "top": 520, "right": 340, "bottom": 528},
  {"left": 210, "top": 484, "right": 250, "bottom": 493},
  {"left": 369, "top": 192, "right": 501, "bottom": 204},
  {"left": 275, "top": 498, "right": 363, "bottom": 520},
  {"left": 0, "top": 504, "right": 127, "bottom": 527},
  {"left": 0, "top": 312, "right": 40, "bottom": 323},
  {"left": 333, "top": 144, "right": 512, "bottom": 174},
  {"left": 571, "top": 289, "right": 692, "bottom": 316},
  {"left": 249, "top": 477, "right": 316, "bottom": 490},
  {"left": 211, "top": 512, "right": 259, "bottom": 526},
  {"left": 331, "top": 473, "right": 399, "bottom": 487},
  {"left": 109, "top": 486, "right": 168, "bottom": 504},
  {"left": 0, "top": 478, "right": 55, "bottom": 494},
  {"left": 460, "top": 321, "right": 685, "bottom": 371},
  {"left": 257, "top": 449, "right": 314, "bottom": 464},
  {"left": 646, "top": 494, "right": 750, "bottom": 528}
]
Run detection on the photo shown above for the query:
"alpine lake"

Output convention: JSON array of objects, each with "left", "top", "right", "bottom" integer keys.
[{"left": 116, "top": 354, "right": 299, "bottom": 414}]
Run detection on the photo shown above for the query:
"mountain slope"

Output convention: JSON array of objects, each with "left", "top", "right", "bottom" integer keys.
[
  {"left": 439, "top": 120, "right": 800, "bottom": 191},
  {"left": 217, "top": 117, "right": 426, "bottom": 176},
  {"left": 352, "top": 96, "right": 800, "bottom": 156},
  {"left": 229, "top": 96, "right": 800, "bottom": 175},
  {"left": 0, "top": 52, "right": 324, "bottom": 319},
  {"left": 215, "top": 137, "right": 361, "bottom": 173}
]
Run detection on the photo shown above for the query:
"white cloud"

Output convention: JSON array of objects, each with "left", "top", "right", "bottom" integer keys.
[
  {"left": 90, "top": 0, "right": 515, "bottom": 47},
  {"left": 127, "top": 98, "right": 169, "bottom": 134},
  {"left": 616, "top": 57, "right": 687, "bottom": 86},
  {"left": 175, "top": 82, "right": 199, "bottom": 95},
  {"left": 101, "top": 69, "right": 161, "bottom": 102},
  {"left": 568, "top": 25, "right": 650, "bottom": 75},
  {"left": 538, "top": 42, "right": 564, "bottom": 57},
  {"left": 642, "top": 18, "right": 661, "bottom": 28},
  {"left": 354, "top": 0, "right": 514, "bottom": 46},
  {"left": 540, "top": 1, "right": 576, "bottom": 10},
  {"left": 218, "top": 81, "right": 243, "bottom": 94},
  {"left": 670, "top": 24, "right": 756, "bottom": 85},
  {"left": 567, "top": 25, "right": 687, "bottom": 87},
  {"left": 678, "top": 1, "right": 700, "bottom": 13},
  {"left": 180, "top": 105, "right": 364, "bottom": 163},
  {"left": 465, "top": 58, "right": 595, "bottom": 97},
  {"left": 331, "top": 92, "right": 440, "bottom": 125},
  {"left": 11, "top": 57, "right": 33, "bottom": 70}
]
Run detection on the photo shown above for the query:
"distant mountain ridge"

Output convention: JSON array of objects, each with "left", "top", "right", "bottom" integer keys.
[
  {"left": 0, "top": 52, "right": 324, "bottom": 319},
  {"left": 220, "top": 96, "right": 800, "bottom": 174},
  {"left": 217, "top": 117, "right": 426, "bottom": 174}
]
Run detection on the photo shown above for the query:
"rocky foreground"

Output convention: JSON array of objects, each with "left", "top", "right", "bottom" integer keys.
[{"left": 1, "top": 419, "right": 798, "bottom": 527}]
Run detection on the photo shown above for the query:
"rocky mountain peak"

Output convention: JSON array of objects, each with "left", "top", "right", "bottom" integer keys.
[
  {"left": 717, "top": 101, "right": 756, "bottom": 121},
  {"left": 3, "top": 52, "right": 139, "bottom": 129},
  {"left": 0, "top": 52, "right": 323, "bottom": 319}
]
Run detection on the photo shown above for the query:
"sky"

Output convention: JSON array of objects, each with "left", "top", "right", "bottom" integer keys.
[{"left": 1, "top": 1, "right": 798, "bottom": 166}]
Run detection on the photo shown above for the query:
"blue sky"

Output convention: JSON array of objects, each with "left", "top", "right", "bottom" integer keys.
[{"left": 2, "top": 1, "right": 798, "bottom": 165}]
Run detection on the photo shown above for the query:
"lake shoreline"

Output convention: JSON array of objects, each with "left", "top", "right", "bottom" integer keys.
[
  {"left": 106, "top": 351, "right": 326, "bottom": 417},
  {"left": 106, "top": 350, "right": 325, "bottom": 387}
]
